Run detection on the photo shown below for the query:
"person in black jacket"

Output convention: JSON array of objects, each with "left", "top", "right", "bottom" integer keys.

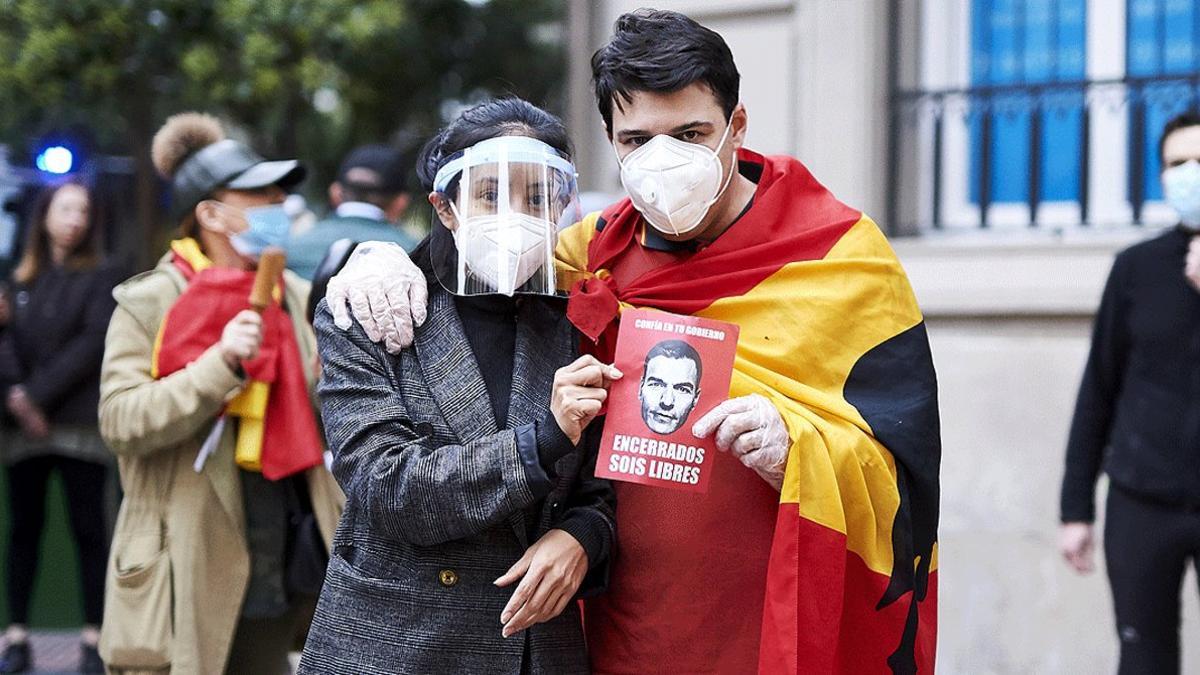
[
  {"left": 0, "top": 179, "right": 122, "bottom": 674},
  {"left": 1060, "top": 111, "right": 1200, "bottom": 674}
]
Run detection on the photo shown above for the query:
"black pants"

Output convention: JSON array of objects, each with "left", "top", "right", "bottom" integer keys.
[
  {"left": 226, "top": 593, "right": 317, "bottom": 674},
  {"left": 1105, "top": 485, "right": 1200, "bottom": 674},
  {"left": 4, "top": 454, "right": 109, "bottom": 625}
]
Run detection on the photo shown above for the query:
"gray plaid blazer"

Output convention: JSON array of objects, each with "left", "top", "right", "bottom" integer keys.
[{"left": 299, "top": 287, "right": 615, "bottom": 675}]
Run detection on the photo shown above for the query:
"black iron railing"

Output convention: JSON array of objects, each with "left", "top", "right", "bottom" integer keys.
[{"left": 887, "top": 73, "right": 1200, "bottom": 234}]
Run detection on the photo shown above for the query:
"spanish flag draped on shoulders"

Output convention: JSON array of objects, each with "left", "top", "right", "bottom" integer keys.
[{"left": 561, "top": 148, "right": 940, "bottom": 674}]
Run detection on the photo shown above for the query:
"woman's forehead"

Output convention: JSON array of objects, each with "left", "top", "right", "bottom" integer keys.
[
  {"left": 463, "top": 162, "right": 555, "bottom": 180},
  {"left": 52, "top": 183, "right": 89, "bottom": 203}
]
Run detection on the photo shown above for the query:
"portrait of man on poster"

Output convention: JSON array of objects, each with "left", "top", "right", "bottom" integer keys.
[{"left": 639, "top": 339, "right": 703, "bottom": 435}]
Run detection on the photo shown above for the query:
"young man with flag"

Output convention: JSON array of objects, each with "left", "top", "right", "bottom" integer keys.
[
  {"left": 97, "top": 113, "right": 344, "bottom": 674},
  {"left": 326, "top": 9, "right": 940, "bottom": 674}
]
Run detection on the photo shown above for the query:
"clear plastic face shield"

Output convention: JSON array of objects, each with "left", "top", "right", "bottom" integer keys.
[{"left": 429, "top": 136, "right": 580, "bottom": 296}]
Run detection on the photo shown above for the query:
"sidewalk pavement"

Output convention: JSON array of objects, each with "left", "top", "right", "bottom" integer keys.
[
  {"left": 2, "top": 631, "right": 80, "bottom": 674},
  {"left": 2, "top": 632, "right": 304, "bottom": 673}
]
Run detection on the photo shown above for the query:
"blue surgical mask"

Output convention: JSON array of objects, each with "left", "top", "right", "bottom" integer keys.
[
  {"left": 1163, "top": 160, "right": 1200, "bottom": 229},
  {"left": 230, "top": 204, "right": 291, "bottom": 259}
]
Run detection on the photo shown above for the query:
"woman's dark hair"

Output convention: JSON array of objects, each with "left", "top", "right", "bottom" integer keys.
[
  {"left": 12, "top": 178, "right": 105, "bottom": 284},
  {"left": 1160, "top": 111, "right": 1200, "bottom": 166},
  {"left": 591, "top": 9, "right": 740, "bottom": 133},
  {"left": 415, "top": 97, "right": 573, "bottom": 196},
  {"left": 413, "top": 97, "right": 572, "bottom": 279}
]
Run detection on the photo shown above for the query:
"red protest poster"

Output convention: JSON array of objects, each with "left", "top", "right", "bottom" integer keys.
[{"left": 595, "top": 308, "right": 740, "bottom": 493}]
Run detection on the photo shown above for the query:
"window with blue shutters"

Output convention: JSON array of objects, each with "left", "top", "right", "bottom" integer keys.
[
  {"left": 1128, "top": 0, "right": 1200, "bottom": 205},
  {"left": 969, "top": 0, "right": 1087, "bottom": 208},
  {"left": 892, "top": 0, "right": 1200, "bottom": 232}
]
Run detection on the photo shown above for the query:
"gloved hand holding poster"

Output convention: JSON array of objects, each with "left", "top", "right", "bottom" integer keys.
[{"left": 595, "top": 308, "right": 739, "bottom": 493}]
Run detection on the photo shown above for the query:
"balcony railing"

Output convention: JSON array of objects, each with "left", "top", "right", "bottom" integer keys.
[{"left": 888, "top": 73, "right": 1200, "bottom": 235}]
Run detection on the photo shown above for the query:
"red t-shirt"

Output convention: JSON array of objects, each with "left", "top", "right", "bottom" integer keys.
[
  {"left": 584, "top": 447, "right": 780, "bottom": 674},
  {"left": 585, "top": 207, "right": 778, "bottom": 673}
]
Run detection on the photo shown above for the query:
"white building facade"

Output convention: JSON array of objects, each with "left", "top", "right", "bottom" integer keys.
[{"left": 565, "top": 1, "right": 1200, "bottom": 672}]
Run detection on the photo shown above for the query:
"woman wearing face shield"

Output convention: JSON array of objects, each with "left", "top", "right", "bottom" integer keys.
[
  {"left": 299, "top": 98, "right": 617, "bottom": 675},
  {"left": 97, "top": 113, "right": 344, "bottom": 674}
]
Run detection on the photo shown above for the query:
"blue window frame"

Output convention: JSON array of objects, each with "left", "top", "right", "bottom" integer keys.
[
  {"left": 970, "top": 0, "right": 1087, "bottom": 206},
  {"left": 1128, "top": 0, "right": 1200, "bottom": 202}
]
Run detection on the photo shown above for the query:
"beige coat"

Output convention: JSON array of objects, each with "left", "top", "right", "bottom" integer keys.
[{"left": 98, "top": 254, "right": 343, "bottom": 674}]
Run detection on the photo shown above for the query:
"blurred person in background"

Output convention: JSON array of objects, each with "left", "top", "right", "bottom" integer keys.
[
  {"left": 283, "top": 193, "right": 318, "bottom": 238},
  {"left": 0, "top": 179, "right": 122, "bottom": 674},
  {"left": 1061, "top": 111, "right": 1200, "bottom": 674},
  {"left": 286, "top": 144, "right": 418, "bottom": 281},
  {"left": 97, "top": 112, "right": 343, "bottom": 674}
]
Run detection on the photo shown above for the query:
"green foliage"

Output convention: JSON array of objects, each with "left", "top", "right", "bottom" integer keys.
[{"left": 0, "top": 0, "right": 565, "bottom": 198}]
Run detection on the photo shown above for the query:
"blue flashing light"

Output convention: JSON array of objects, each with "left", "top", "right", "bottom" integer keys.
[{"left": 36, "top": 146, "right": 74, "bottom": 175}]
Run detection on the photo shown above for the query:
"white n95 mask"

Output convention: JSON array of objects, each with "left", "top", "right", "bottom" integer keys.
[
  {"left": 617, "top": 121, "right": 735, "bottom": 236},
  {"left": 1164, "top": 160, "right": 1200, "bottom": 229},
  {"left": 453, "top": 212, "right": 553, "bottom": 296}
]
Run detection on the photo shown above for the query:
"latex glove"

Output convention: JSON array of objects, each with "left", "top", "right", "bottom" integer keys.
[
  {"left": 551, "top": 355, "right": 623, "bottom": 445},
  {"left": 219, "top": 310, "right": 263, "bottom": 369},
  {"left": 1059, "top": 522, "right": 1095, "bottom": 575},
  {"left": 1186, "top": 236, "right": 1200, "bottom": 292},
  {"left": 494, "top": 529, "right": 589, "bottom": 638},
  {"left": 324, "top": 241, "right": 427, "bottom": 354},
  {"left": 692, "top": 394, "right": 790, "bottom": 491}
]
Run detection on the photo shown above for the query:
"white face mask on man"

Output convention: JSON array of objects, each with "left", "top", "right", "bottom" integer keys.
[
  {"left": 1164, "top": 160, "right": 1200, "bottom": 229},
  {"left": 616, "top": 120, "right": 735, "bottom": 236}
]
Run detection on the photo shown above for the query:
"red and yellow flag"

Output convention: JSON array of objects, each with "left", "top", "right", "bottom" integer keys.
[
  {"left": 563, "top": 149, "right": 939, "bottom": 674},
  {"left": 152, "top": 239, "right": 324, "bottom": 481}
]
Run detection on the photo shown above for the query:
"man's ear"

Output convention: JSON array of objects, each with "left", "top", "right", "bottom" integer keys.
[
  {"left": 386, "top": 193, "right": 411, "bottom": 223},
  {"left": 729, "top": 102, "right": 749, "bottom": 151},
  {"left": 194, "top": 200, "right": 227, "bottom": 235},
  {"left": 329, "top": 182, "right": 343, "bottom": 209}
]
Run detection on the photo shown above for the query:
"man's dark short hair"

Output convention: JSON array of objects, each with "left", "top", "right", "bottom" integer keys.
[
  {"left": 1159, "top": 111, "right": 1200, "bottom": 166},
  {"left": 643, "top": 339, "right": 703, "bottom": 383},
  {"left": 591, "top": 9, "right": 740, "bottom": 133},
  {"left": 338, "top": 144, "right": 408, "bottom": 206}
]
